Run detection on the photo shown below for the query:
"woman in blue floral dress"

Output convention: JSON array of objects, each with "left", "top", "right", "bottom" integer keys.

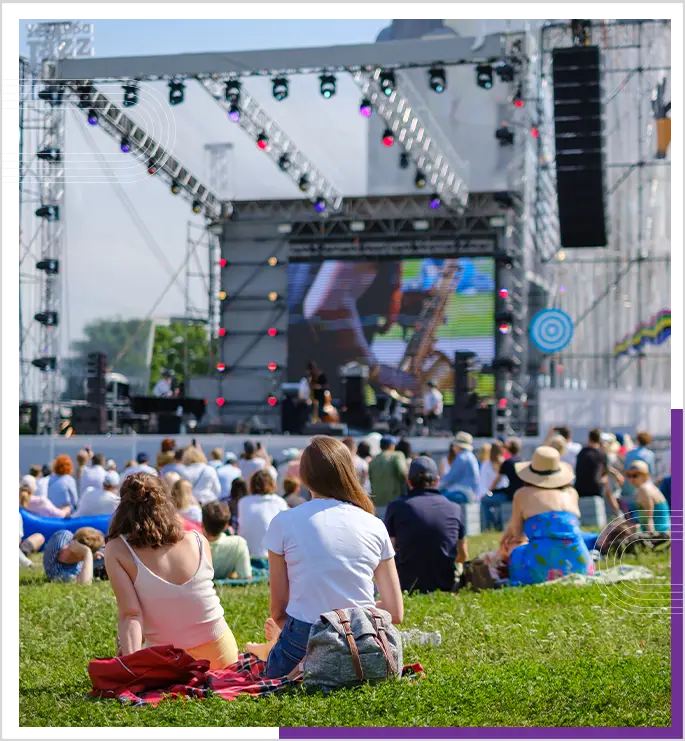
[{"left": 502, "top": 446, "right": 593, "bottom": 586}]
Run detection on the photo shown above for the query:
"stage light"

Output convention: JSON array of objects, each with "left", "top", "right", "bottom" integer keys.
[
  {"left": 216, "top": 397, "right": 226, "bottom": 407},
  {"left": 35, "top": 205, "right": 59, "bottom": 221},
  {"left": 429, "top": 195, "right": 441, "bottom": 210},
  {"left": 495, "top": 62, "right": 515, "bottom": 83},
  {"left": 169, "top": 79, "right": 185, "bottom": 106},
  {"left": 498, "top": 398, "right": 508, "bottom": 410},
  {"left": 559, "top": 285, "right": 567, "bottom": 294},
  {"left": 268, "top": 257, "right": 278, "bottom": 267},
  {"left": 499, "top": 288, "right": 510, "bottom": 299},
  {"left": 170, "top": 181, "right": 181, "bottom": 195},
  {"left": 428, "top": 66, "right": 446, "bottom": 93},
  {"left": 268, "top": 292, "right": 278, "bottom": 302},
  {"left": 228, "top": 105, "right": 241, "bottom": 122},
  {"left": 34, "top": 311, "right": 58, "bottom": 327},
  {"left": 39, "top": 86, "right": 64, "bottom": 106},
  {"left": 216, "top": 362, "right": 226, "bottom": 373},
  {"left": 32, "top": 357, "right": 57, "bottom": 371},
  {"left": 382, "top": 128, "right": 395, "bottom": 147},
  {"left": 256, "top": 133, "right": 269, "bottom": 150},
  {"left": 225, "top": 80, "right": 241, "bottom": 104},
  {"left": 498, "top": 323, "right": 511, "bottom": 334},
  {"left": 314, "top": 197, "right": 326, "bottom": 213},
  {"left": 37, "top": 148, "right": 61, "bottom": 162},
  {"left": 379, "top": 70, "right": 395, "bottom": 97},
  {"left": 268, "top": 362, "right": 278, "bottom": 372},
  {"left": 415, "top": 171, "right": 427, "bottom": 189},
  {"left": 531, "top": 126, "right": 539, "bottom": 139},
  {"left": 412, "top": 220, "right": 430, "bottom": 231},
  {"left": 219, "top": 257, "right": 228, "bottom": 267},
  {"left": 36, "top": 259, "right": 59, "bottom": 274},
  {"left": 267, "top": 327, "right": 278, "bottom": 337},
  {"left": 557, "top": 250, "right": 566, "bottom": 261},
  {"left": 87, "top": 109, "right": 98, "bottom": 125},
  {"left": 489, "top": 215, "right": 506, "bottom": 228},
  {"left": 147, "top": 160, "right": 158, "bottom": 175},
  {"left": 350, "top": 221, "right": 365, "bottom": 232},
  {"left": 399, "top": 152, "right": 410, "bottom": 170},
  {"left": 277, "top": 224, "right": 292, "bottom": 234},
  {"left": 122, "top": 82, "right": 138, "bottom": 108},
  {"left": 120, "top": 137, "right": 131, "bottom": 153},
  {"left": 476, "top": 64, "right": 493, "bottom": 89},
  {"left": 77, "top": 85, "right": 93, "bottom": 109},
  {"left": 219, "top": 290, "right": 227, "bottom": 300},
  {"left": 272, "top": 77, "right": 289, "bottom": 101},
  {"left": 319, "top": 74, "right": 337, "bottom": 99},
  {"left": 298, "top": 175, "right": 309, "bottom": 193},
  {"left": 513, "top": 86, "right": 524, "bottom": 108},
  {"left": 218, "top": 327, "right": 227, "bottom": 337},
  {"left": 359, "top": 98, "right": 372, "bottom": 117},
  {"left": 496, "top": 126, "right": 514, "bottom": 146},
  {"left": 192, "top": 200, "right": 202, "bottom": 214},
  {"left": 494, "top": 192, "right": 515, "bottom": 209},
  {"left": 278, "top": 155, "right": 290, "bottom": 171},
  {"left": 267, "top": 396, "right": 278, "bottom": 407}
]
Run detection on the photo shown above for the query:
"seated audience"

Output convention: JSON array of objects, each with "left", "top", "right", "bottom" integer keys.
[
  {"left": 182, "top": 446, "right": 221, "bottom": 505},
  {"left": 160, "top": 449, "right": 186, "bottom": 478},
  {"left": 478, "top": 441, "right": 508, "bottom": 501},
  {"left": 228, "top": 477, "right": 248, "bottom": 530},
  {"left": 20, "top": 484, "right": 68, "bottom": 518},
  {"left": 439, "top": 432, "right": 480, "bottom": 503},
  {"left": 171, "top": 479, "right": 203, "bottom": 524},
  {"left": 483, "top": 438, "right": 524, "bottom": 530},
  {"left": 622, "top": 431, "right": 657, "bottom": 497},
  {"left": 245, "top": 436, "right": 403, "bottom": 678},
  {"left": 163, "top": 471, "right": 182, "bottom": 490},
  {"left": 368, "top": 435, "right": 408, "bottom": 519},
  {"left": 217, "top": 453, "right": 242, "bottom": 502},
  {"left": 503, "top": 446, "right": 593, "bottom": 586},
  {"left": 43, "top": 526, "right": 105, "bottom": 585},
  {"left": 238, "top": 470, "right": 289, "bottom": 560},
  {"left": 79, "top": 453, "right": 107, "bottom": 496},
  {"left": 238, "top": 441, "right": 267, "bottom": 485},
  {"left": 575, "top": 429, "right": 608, "bottom": 498},
  {"left": 342, "top": 437, "right": 369, "bottom": 490},
  {"left": 104, "top": 474, "right": 238, "bottom": 669},
  {"left": 19, "top": 513, "right": 44, "bottom": 568},
  {"left": 554, "top": 426, "right": 582, "bottom": 468},
  {"left": 476, "top": 442, "right": 492, "bottom": 469},
  {"left": 105, "top": 459, "right": 117, "bottom": 472},
  {"left": 385, "top": 456, "right": 468, "bottom": 593},
  {"left": 282, "top": 476, "right": 306, "bottom": 508},
  {"left": 123, "top": 453, "right": 158, "bottom": 480},
  {"left": 209, "top": 448, "right": 224, "bottom": 469},
  {"left": 74, "top": 449, "right": 91, "bottom": 490},
  {"left": 75, "top": 471, "right": 121, "bottom": 517},
  {"left": 439, "top": 442, "right": 459, "bottom": 478},
  {"left": 202, "top": 501, "right": 252, "bottom": 580},
  {"left": 45, "top": 454, "right": 79, "bottom": 512},
  {"left": 156, "top": 438, "right": 177, "bottom": 470},
  {"left": 626, "top": 460, "right": 670, "bottom": 533}
]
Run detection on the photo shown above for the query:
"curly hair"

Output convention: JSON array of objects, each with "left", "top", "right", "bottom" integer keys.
[
  {"left": 73, "top": 527, "right": 105, "bottom": 553},
  {"left": 250, "top": 469, "right": 276, "bottom": 495},
  {"left": 107, "top": 473, "right": 183, "bottom": 549},
  {"left": 53, "top": 454, "right": 73, "bottom": 476}
]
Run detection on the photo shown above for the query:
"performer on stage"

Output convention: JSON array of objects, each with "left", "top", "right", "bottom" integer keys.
[
  {"left": 152, "top": 370, "right": 173, "bottom": 398},
  {"left": 423, "top": 380, "right": 444, "bottom": 432}
]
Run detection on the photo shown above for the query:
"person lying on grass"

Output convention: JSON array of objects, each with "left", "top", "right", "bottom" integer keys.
[
  {"left": 244, "top": 435, "right": 404, "bottom": 678},
  {"left": 104, "top": 473, "right": 239, "bottom": 670},
  {"left": 43, "top": 526, "right": 105, "bottom": 585},
  {"left": 202, "top": 501, "right": 252, "bottom": 580}
]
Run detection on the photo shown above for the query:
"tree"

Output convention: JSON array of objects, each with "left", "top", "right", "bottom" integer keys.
[{"left": 149, "top": 321, "right": 210, "bottom": 393}]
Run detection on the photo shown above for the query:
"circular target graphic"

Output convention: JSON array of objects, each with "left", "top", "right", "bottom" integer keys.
[{"left": 529, "top": 309, "right": 574, "bottom": 354}]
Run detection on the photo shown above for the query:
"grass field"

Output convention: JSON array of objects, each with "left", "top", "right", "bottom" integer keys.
[{"left": 19, "top": 532, "right": 672, "bottom": 728}]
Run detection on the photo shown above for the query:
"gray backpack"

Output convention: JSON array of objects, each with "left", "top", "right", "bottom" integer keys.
[{"left": 302, "top": 607, "right": 402, "bottom": 693}]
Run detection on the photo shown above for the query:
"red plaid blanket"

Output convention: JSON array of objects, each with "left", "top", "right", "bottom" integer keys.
[{"left": 92, "top": 651, "right": 424, "bottom": 708}]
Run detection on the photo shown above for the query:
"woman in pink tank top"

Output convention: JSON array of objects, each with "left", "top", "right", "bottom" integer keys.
[{"left": 104, "top": 473, "right": 238, "bottom": 669}]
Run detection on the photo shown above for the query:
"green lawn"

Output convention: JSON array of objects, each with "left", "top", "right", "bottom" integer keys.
[{"left": 19, "top": 533, "right": 672, "bottom": 728}]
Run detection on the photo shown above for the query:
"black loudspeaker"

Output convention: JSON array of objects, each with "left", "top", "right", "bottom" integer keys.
[
  {"left": 86, "top": 352, "right": 107, "bottom": 406},
  {"left": 71, "top": 405, "right": 107, "bottom": 434},
  {"left": 452, "top": 352, "right": 479, "bottom": 435},
  {"left": 158, "top": 413, "right": 181, "bottom": 434},
  {"left": 342, "top": 376, "right": 365, "bottom": 407},
  {"left": 20, "top": 403, "right": 38, "bottom": 433},
  {"left": 552, "top": 46, "right": 607, "bottom": 248}
]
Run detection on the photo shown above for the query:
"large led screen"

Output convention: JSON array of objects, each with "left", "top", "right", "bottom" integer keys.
[{"left": 287, "top": 257, "right": 495, "bottom": 403}]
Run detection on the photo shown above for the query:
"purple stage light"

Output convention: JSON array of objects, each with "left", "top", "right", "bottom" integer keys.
[
  {"left": 87, "top": 111, "right": 98, "bottom": 125},
  {"left": 359, "top": 98, "right": 372, "bottom": 117},
  {"left": 120, "top": 139, "right": 131, "bottom": 153},
  {"left": 429, "top": 196, "right": 441, "bottom": 209},
  {"left": 228, "top": 105, "right": 240, "bottom": 122},
  {"left": 314, "top": 198, "right": 326, "bottom": 213}
]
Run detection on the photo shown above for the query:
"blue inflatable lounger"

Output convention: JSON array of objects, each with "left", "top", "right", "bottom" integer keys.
[{"left": 20, "top": 509, "right": 112, "bottom": 550}]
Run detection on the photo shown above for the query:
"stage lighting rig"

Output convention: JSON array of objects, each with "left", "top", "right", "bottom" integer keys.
[
  {"left": 225, "top": 80, "right": 241, "bottom": 105},
  {"left": 169, "top": 79, "right": 185, "bottom": 106},
  {"left": 314, "top": 197, "right": 326, "bottom": 213},
  {"left": 272, "top": 77, "right": 289, "bottom": 101},
  {"left": 359, "top": 98, "right": 372, "bottom": 117},
  {"left": 399, "top": 152, "right": 410, "bottom": 170},
  {"left": 37, "top": 148, "right": 61, "bottom": 162},
  {"left": 256, "top": 132, "right": 269, "bottom": 150},
  {"left": 496, "top": 126, "right": 514, "bottom": 146},
  {"left": 38, "top": 86, "right": 64, "bottom": 106},
  {"left": 319, "top": 74, "right": 337, "bottom": 99},
  {"left": 120, "top": 137, "right": 131, "bottom": 153},
  {"left": 35, "top": 205, "right": 59, "bottom": 221},
  {"left": 278, "top": 154, "right": 291, "bottom": 171},
  {"left": 379, "top": 70, "right": 396, "bottom": 97},
  {"left": 476, "top": 64, "right": 494, "bottom": 89},
  {"left": 87, "top": 109, "right": 99, "bottom": 125},
  {"left": 170, "top": 181, "right": 181, "bottom": 195},
  {"left": 513, "top": 85, "right": 524, "bottom": 108},
  {"left": 495, "top": 62, "right": 515, "bottom": 83},
  {"left": 414, "top": 170, "right": 426, "bottom": 189},
  {"left": 382, "top": 128, "right": 394, "bottom": 147},
  {"left": 192, "top": 200, "right": 202, "bottom": 214},
  {"left": 298, "top": 175, "right": 309, "bottom": 193},
  {"left": 122, "top": 82, "right": 139, "bottom": 108},
  {"left": 228, "top": 105, "right": 241, "bottom": 122},
  {"left": 428, "top": 66, "right": 446, "bottom": 93}
]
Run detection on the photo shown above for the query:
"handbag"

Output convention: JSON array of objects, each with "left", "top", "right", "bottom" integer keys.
[{"left": 302, "top": 607, "right": 402, "bottom": 693}]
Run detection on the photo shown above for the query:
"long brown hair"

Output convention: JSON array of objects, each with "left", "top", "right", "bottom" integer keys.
[
  {"left": 107, "top": 473, "right": 183, "bottom": 549},
  {"left": 299, "top": 436, "right": 375, "bottom": 515},
  {"left": 490, "top": 441, "right": 505, "bottom": 472},
  {"left": 250, "top": 469, "right": 276, "bottom": 495}
]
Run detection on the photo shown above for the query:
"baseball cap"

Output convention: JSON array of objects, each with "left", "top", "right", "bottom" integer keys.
[
  {"left": 380, "top": 435, "right": 397, "bottom": 450},
  {"left": 104, "top": 471, "right": 121, "bottom": 487},
  {"left": 225, "top": 452, "right": 238, "bottom": 464},
  {"left": 136, "top": 452, "right": 149, "bottom": 464},
  {"left": 408, "top": 456, "right": 439, "bottom": 485}
]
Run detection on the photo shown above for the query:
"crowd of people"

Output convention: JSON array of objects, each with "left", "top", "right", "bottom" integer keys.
[{"left": 18, "top": 425, "right": 671, "bottom": 675}]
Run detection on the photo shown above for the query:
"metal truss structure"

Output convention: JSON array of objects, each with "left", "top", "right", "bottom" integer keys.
[{"left": 537, "top": 20, "right": 671, "bottom": 394}]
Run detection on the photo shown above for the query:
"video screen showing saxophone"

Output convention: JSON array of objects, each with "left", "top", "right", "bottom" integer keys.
[{"left": 287, "top": 258, "right": 495, "bottom": 402}]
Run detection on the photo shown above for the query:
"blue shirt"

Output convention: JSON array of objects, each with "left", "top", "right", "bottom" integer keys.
[
  {"left": 43, "top": 530, "right": 82, "bottom": 582},
  {"left": 217, "top": 463, "right": 242, "bottom": 500},
  {"left": 159, "top": 462, "right": 186, "bottom": 478},
  {"left": 622, "top": 447, "right": 657, "bottom": 497},
  {"left": 439, "top": 450, "right": 480, "bottom": 496},
  {"left": 46, "top": 474, "right": 78, "bottom": 510}
]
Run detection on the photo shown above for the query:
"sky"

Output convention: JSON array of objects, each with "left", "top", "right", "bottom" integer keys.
[{"left": 18, "top": 18, "right": 391, "bottom": 362}]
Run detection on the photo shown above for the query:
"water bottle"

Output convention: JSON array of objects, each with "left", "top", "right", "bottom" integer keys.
[{"left": 400, "top": 629, "right": 442, "bottom": 647}]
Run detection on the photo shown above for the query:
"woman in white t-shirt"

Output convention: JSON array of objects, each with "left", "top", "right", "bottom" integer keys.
[
  {"left": 237, "top": 469, "right": 289, "bottom": 561},
  {"left": 182, "top": 447, "right": 221, "bottom": 506},
  {"left": 245, "top": 435, "right": 404, "bottom": 679},
  {"left": 478, "top": 441, "right": 508, "bottom": 500}
]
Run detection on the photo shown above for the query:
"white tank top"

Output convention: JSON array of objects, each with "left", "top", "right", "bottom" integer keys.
[{"left": 120, "top": 531, "right": 227, "bottom": 650}]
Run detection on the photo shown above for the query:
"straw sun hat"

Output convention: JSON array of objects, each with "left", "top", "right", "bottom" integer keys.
[{"left": 515, "top": 446, "right": 575, "bottom": 489}]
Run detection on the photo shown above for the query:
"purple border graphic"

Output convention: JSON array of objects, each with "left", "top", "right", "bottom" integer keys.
[{"left": 281, "top": 409, "right": 684, "bottom": 740}]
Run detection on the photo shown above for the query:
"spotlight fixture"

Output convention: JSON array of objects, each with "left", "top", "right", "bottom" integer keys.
[
  {"left": 32, "top": 357, "right": 57, "bottom": 371},
  {"left": 314, "top": 197, "right": 327, "bottom": 213},
  {"left": 87, "top": 109, "right": 98, "bottom": 126},
  {"left": 414, "top": 170, "right": 426, "bottom": 189},
  {"left": 35, "top": 205, "right": 59, "bottom": 221},
  {"left": 319, "top": 73, "right": 337, "bottom": 99},
  {"left": 228, "top": 105, "right": 241, "bottom": 122},
  {"left": 122, "top": 82, "right": 139, "bottom": 108},
  {"left": 379, "top": 69, "right": 396, "bottom": 97},
  {"left": 36, "top": 259, "right": 59, "bottom": 274},
  {"left": 168, "top": 79, "right": 185, "bottom": 106},
  {"left": 429, "top": 195, "right": 441, "bottom": 210},
  {"left": 268, "top": 292, "right": 279, "bottom": 302},
  {"left": 37, "top": 148, "right": 61, "bottom": 162},
  {"left": 513, "top": 86, "right": 524, "bottom": 108},
  {"left": 256, "top": 132, "right": 269, "bottom": 150},
  {"left": 496, "top": 126, "right": 514, "bottom": 146},
  {"left": 34, "top": 311, "right": 58, "bottom": 327},
  {"left": 267, "top": 396, "right": 278, "bottom": 407},
  {"left": 278, "top": 154, "right": 290, "bottom": 171},
  {"left": 272, "top": 77, "right": 289, "bottom": 101},
  {"left": 38, "top": 86, "right": 63, "bottom": 106},
  {"left": 76, "top": 85, "right": 93, "bottom": 109},
  {"left": 498, "top": 323, "right": 511, "bottom": 335},
  {"left": 216, "top": 397, "right": 226, "bottom": 407},
  {"left": 382, "top": 128, "right": 395, "bottom": 147},
  {"left": 219, "top": 258, "right": 228, "bottom": 267},
  {"left": 428, "top": 65, "right": 446, "bottom": 93},
  {"left": 359, "top": 98, "right": 372, "bottom": 117},
  {"left": 219, "top": 290, "right": 227, "bottom": 300},
  {"left": 531, "top": 126, "right": 540, "bottom": 139},
  {"left": 399, "top": 152, "right": 410, "bottom": 170},
  {"left": 267, "top": 362, "right": 278, "bottom": 372},
  {"left": 498, "top": 288, "right": 510, "bottom": 299},
  {"left": 476, "top": 64, "right": 494, "bottom": 89},
  {"left": 225, "top": 80, "right": 241, "bottom": 104},
  {"left": 267, "top": 327, "right": 278, "bottom": 337},
  {"left": 268, "top": 257, "right": 278, "bottom": 267},
  {"left": 192, "top": 200, "right": 202, "bottom": 214},
  {"left": 216, "top": 363, "right": 226, "bottom": 373},
  {"left": 495, "top": 62, "right": 515, "bottom": 83},
  {"left": 298, "top": 175, "right": 309, "bottom": 193},
  {"left": 120, "top": 137, "right": 131, "bottom": 153},
  {"left": 170, "top": 181, "right": 181, "bottom": 195},
  {"left": 218, "top": 327, "right": 227, "bottom": 337},
  {"left": 147, "top": 160, "right": 158, "bottom": 175}
]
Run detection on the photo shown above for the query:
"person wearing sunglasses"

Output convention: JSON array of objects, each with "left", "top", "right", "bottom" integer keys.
[{"left": 626, "top": 461, "right": 670, "bottom": 534}]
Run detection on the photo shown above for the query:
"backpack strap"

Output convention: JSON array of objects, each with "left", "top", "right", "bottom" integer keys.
[
  {"left": 369, "top": 608, "right": 397, "bottom": 677},
  {"left": 334, "top": 609, "right": 364, "bottom": 682}
]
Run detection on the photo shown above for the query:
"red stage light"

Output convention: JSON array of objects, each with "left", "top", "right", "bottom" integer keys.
[
  {"left": 218, "top": 328, "right": 227, "bottom": 337},
  {"left": 257, "top": 134, "right": 269, "bottom": 150},
  {"left": 216, "top": 397, "right": 226, "bottom": 407},
  {"left": 267, "top": 327, "right": 278, "bottom": 337},
  {"left": 498, "top": 398, "right": 508, "bottom": 410},
  {"left": 267, "top": 362, "right": 278, "bottom": 372},
  {"left": 498, "top": 288, "right": 509, "bottom": 299},
  {"left": 216, "top": 362, "right": 226, "bottom": 372},
  {"left": 499, "top": 323, "right": 511, "bottom": 334},
  {"left": 267, "top": 396, "right": 278, "bottom": 407},
  {"left": 382, "top": 129, "right": 394, "bottom": 147},
  {"left": 531, "top": 126, "right": 539, "bottom": 138},
  {"left": 219, "top": 258, "right": 227, "bottom": 267},
  {"left": 513, "top": 98, "right": 524, "bottom": 109}
]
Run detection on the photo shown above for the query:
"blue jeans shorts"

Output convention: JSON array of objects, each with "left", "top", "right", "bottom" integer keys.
[{"left": 265, "top": 615, "right": 314, "bottom": 679}]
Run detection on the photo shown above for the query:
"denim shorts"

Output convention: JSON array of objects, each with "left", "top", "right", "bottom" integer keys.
[{"left": 265, "top": 615, "right": 313, "bottom": 679}]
